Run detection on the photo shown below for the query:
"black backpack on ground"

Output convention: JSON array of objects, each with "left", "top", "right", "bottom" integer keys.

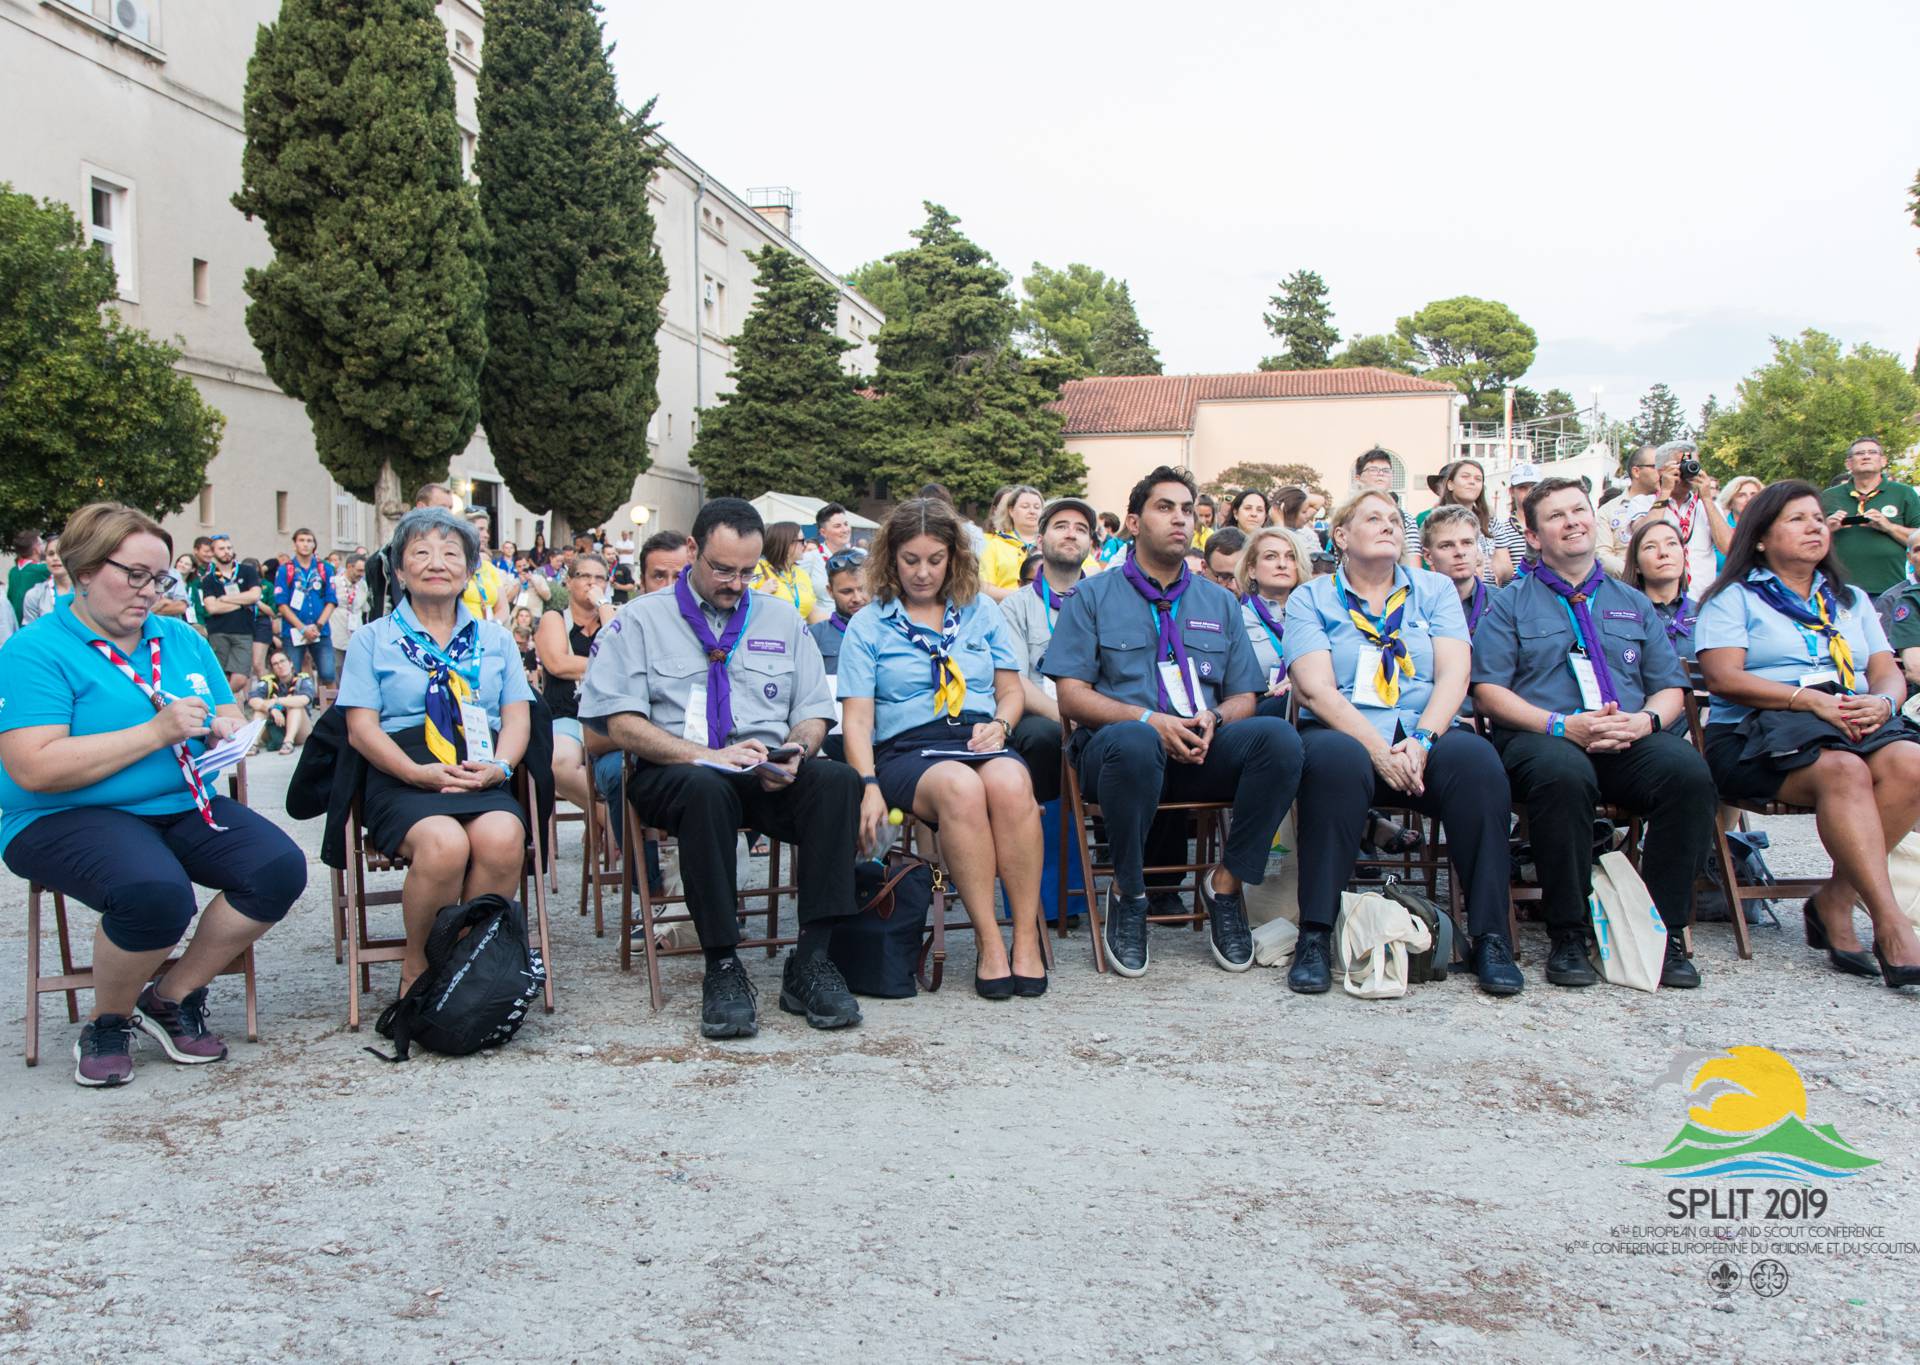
[
  {"left": 369, "top": 894, "right": 546, "bottom": 1062},
  {"left": 831, "top": 854, "right": 936, "bottom": 998}
]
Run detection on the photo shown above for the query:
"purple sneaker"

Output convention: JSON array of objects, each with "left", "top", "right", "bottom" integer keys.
[
  {"left": 134, "top": 985, "right": 229, "bottom": 1064},
  {"left": 74, "top": 1014, "right": 136, "bottom": 1088}
]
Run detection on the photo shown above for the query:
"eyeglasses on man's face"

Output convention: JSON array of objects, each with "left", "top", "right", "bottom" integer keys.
[
  {"left": 699, "top": 555, "right": 758, "bottom": 584},
  {"left": 103, "top": 558, "right": 179, "bottom": 594}
]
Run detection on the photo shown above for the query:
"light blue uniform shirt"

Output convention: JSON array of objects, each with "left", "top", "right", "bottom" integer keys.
[
  {"left": 1283, "top": 565, "right": 1468, "bottom": 742},
  {"left": 0, "top": 599, "right": 234, "bottom": 855},
  {"left": 337, "top": 596, "right": 532, "bottom": 733},
  {"left": 1694, "top": 568, "right": 1890, "bottom": 724},
  {"left": 836, "top": 596, "right": 1021, "bottom": 744}
]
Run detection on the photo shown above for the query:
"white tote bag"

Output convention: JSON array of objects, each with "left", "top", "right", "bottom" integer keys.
[
  {"left": 1333, "top": 890, "right": 1431, "bottom": 999},
  {"left": 1876, "top": 832, "right": 1920, "bottom": 931},
  {"left": 1243, "top": 810, "right": 1299, "bottom": 929},
  {"left": 1589, "top": 850, "right": 1666, "bottom": 992}
]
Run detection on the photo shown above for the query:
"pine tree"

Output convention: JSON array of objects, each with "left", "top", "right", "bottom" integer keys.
[
  {"left": 1630, "top": 382, "right": 1688, "bottom": 447},
  {"left": 233, "top": 0, "right": 486, "bottom": 531},
  {"left": 0, "top": 187, "right": 224, "bottom": 539},
  {"left": 1259, "top": 269, "right": 1338, "bottom": 371},
  {"left": 690, "top": 247, "right": 870, "bottom": 501},
  {"left": 867, "top": 204, "right": 1082, "bottom": 508},
  {"left": 1696, "top": 394, "right": 1722, "bottom": 440},
  {"left": 476, "top": 0, "right": 666, "bottom": 537},
  {"left": 1088, "top": 281, "right": 1162, "bottom": 375}
]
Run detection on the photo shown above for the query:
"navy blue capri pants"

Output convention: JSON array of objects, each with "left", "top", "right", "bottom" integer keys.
[{"left": 4, "top": 798, "right": 306, "bottom": 952}]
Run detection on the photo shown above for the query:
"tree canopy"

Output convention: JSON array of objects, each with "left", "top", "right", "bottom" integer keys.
[
  {"left": 1331, "top": 332, "right": 1419, "bottom": 373},
  {"left": 1016, "top": 263, "right": 1162, "bottom": 375},
  {"left": 0, "top": 187, "right": 223, "bottom": 539},
  {"left": 476, "top": 0, "right": 667, "bottom": 535},
  {"left": 1629, "top": 382, "right": 1688, "bottom": 447},
  {"left": 1203, "top": 461, "right": 1327, "bottom": 498},
  {"left": 1393, "top": 296, "right": 1537, "bottom": 421},
  {"left": 1259, "top": 269, "right": 1339, "bottom": 371},
  {"left": 1087, "top": 282, "right": 1162, "bottom": 375},
  {"left": 845, "top": 259, "right": 912, "bottom": 328}
]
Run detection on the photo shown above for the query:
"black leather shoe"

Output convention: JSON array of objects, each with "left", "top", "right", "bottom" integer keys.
[
  {"left": 1545, "top": 933, "right": 1599, "bottom": 988},
  {"left": 1660, "top": 935, "right": 1701, "bottom": 989},
  {"left": 1288, "top": 929, "right": 1332, "bottom": 994},
  {"left": 779, "top": 953, "right": 862, "bottom": 1029},
  {"left": 1803, "top": 899, "right": 1879, "bottom": 978},
  {"left": 1472, "top": 935, "right": 1524, "bottom": 996},
  {"left": 700, "top": 956, "right": 759, "bottom": 1039},
  {"left": 1103, "top": 886, "right": 1150, "bottom": 977}
]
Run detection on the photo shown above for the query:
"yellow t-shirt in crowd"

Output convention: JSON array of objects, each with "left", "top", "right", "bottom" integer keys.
[
  {"left": 751, "top": 561, "right": 816, "bottom": 619},
  {"left": 462, "top": 559, "right": 509, "bottom": 620},
  {"left": 980, "top": 533, "right": 1032, "bottom": 591}
]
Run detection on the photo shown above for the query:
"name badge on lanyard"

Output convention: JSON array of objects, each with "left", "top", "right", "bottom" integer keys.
[
  {"left": 459, "top": 700, "right": 495, "bottom": 759},
  {"left": 1158, "top": 658, "right": 1204, "bottom": 717},
  {"left": 289, "top": 585, "right": 305, "bottom": 614},
  {"left": 1350, "top": 652, "right": 1391, "bottom": 708},
  {"left": 1569, "top": 655, "right": 1604, "bottom": 711},
  {"left": 684, "top": 682, "right": 711, "bottom": 747}
]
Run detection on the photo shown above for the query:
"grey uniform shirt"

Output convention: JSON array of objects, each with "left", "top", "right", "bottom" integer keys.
[
  {"left": 995, "top": 578, "right": 1068, "bottom": 685},
  {"left": 577, "top": 583, "right": 835, "bottom": 748},
  {"left": 809, "top": 616, "right": 847, "bottom": 675},
  {"left": 1471, "top": 570, "right": 1685, "bottom": 717}
]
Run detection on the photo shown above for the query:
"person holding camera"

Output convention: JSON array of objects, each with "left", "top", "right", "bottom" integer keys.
[
  {"left": 1651, "top": 442, "right": 1724, "bottom": 592},
  {"left": 1819, "top": 436, "right": 1920, "bottom": 597}
]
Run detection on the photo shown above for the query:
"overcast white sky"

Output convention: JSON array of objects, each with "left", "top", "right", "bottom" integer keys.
[{"left": 603, "top": 0, "right": 1920, "bottom": 429}]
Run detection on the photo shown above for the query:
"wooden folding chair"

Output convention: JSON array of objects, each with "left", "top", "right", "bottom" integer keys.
[{"left": 576, "top": 789, "right": 620, "bottom": 939}]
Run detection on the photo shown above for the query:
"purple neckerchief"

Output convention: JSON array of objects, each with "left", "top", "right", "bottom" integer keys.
[
  {"left": 1243, "top": 593, "right": 1286, "bottom": 680},
  {"left": 830, "top": 613, "right": 849, "bottom": 634},
  {"left": 1122, "top": 551, "right": 1196, "bottom": 713},
  {"left": 1532, "top": 561, "right": 1621, "bottom": 706},
  {"left": 673, "top": 567, "right": 750, "bottom": 747},
  {"left": 1465, "top": 579, "right": 1489, "bottom": 634}
]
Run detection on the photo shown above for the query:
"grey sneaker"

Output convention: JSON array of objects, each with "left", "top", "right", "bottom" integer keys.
[
  {"left": 74, "top": 1014, "right": 136, "bottom": 1088},
  {"left": 134, "top": 984, "right": 229, "bottom": 1063},
  {"left": 1103, "top": 885, "right": 1150, "bottom": 977},
  {"left": 1199, "top": 867, "right": 1254, "bottom": 972}
]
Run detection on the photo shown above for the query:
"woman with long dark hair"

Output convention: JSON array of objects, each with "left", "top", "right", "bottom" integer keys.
[
  {"left": 1227, "top": 488, "right": 1270, "bottom": 536},
  {"left": 750, "top": 521, "right": 820, "bottom": 622},
  {"left": 1694, "top": 479, "right": 1920, "bottom": 987},
  {"left": 1624, "top": 519, "right": 1696, "bottom": 657},
  {"left": 1419, "top": 460, "right": 1512, "bottom": 584}
]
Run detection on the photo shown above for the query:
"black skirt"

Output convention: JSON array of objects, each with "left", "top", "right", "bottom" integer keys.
[
  {"left": 363, "top": 726, "right": 528, "bottom": 857},
  {"left": 872, "top": 714, "right": 1027, "bottom": 814},
  {"left": 1703, "top": 708, "right": 1920, "bottom": 802}
]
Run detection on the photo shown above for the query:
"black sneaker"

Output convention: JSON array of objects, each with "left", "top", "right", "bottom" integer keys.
[
  {"left": 1199, "top": 868, "right": 1253, "bottom": 972},
  {"left": 779, "top": 953, "right": 862, "bottom": 1030},
  {"left": 1102, "top": 885, "right": 1150, "bottom": 977},
  {"left": 1661, "top": 935, "right": 1702, "bottom": 989},
  {"left": 1146, "top": 889, "right": 1187, "bottom": 920},
  {"left": 1473, "top": 935, "right": 1525, "bottom": 996},
  {"left": 1545, "top": 933, "right": 1599, "bottom": 988},
  {"left": 1288, "top": 928, "right": 1333, "bottom": 994},
  {"left": 700, "top": 957, "right": 759, "bottom": 1039},
  {"left": 74, "top": 1013, "right": 136, "bottom": 1088}
]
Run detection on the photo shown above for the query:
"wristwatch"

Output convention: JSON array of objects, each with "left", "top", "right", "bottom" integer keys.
[
  {"left": 1208, "top": 707, "right": 1226, "bottom": 731},
  {"left": 992, "top": 717, "right": 1014, "bottom": 739},
  {"left": 1410, "top": 728, "right": 1436, "bottom": 753},
  {"left": 1643, "top": 710, "right": 1663, "bottom": 734},
  {"left": 860, "top": 774, "right": 880, "bottom": 786},
  {"left": 1547, "top": 712, "right": 1567, "bottom": 738}
]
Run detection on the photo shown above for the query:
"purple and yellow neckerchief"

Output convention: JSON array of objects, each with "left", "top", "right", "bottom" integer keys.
[
  {"left": 889, "top": 600, "right": 965, "bottom": 718},
  {"left": 1741, "top": 574, "right": 1857, "bottom": 693},
  {"left": 1120, "top": 551, "right": 1196, "bottom": 713},
  {"left": 1531, "top": 561, "right": 1622, "bottom": 706},
  {"left": 673, "top": 567, "right": 752, "bottom": 747},
  {"left": 1337, "top": 566, "right": 1414, "bottom": 706}
]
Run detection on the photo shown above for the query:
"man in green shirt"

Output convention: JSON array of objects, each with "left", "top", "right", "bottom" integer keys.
[
  {"left": 6, "top": 530, "right": 48, "bottom": 622},
  {"left": 1820, "top": 436, "right": 1920, "bottom": 595}
]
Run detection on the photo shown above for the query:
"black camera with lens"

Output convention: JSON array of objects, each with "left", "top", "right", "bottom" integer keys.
[{"left": 1677, "top": 457, "right": 1702, "bottom": 481}]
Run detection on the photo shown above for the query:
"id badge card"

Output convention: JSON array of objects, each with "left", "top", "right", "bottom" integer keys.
[
  {"left": 1042, "top": 676, "right": 1058, "bottom": 701},
  {"left": 289, "top": 587, "right": 306, "bottom": 613},
  {"left": 1158, "top": 659, "right": 1202, "bottom": 717},
  {"left": 684, "top": 682, "right": 711, "bottom": 747},
  {"left": 1268, "top": 665, "right": 1286, "bottom": 693},
  {"left": 1798, "top": 667, "right": 1840, "bottom": 691},
  {"left": 1569, "top": 654, "right": 1604, "bottom": 711},
  {"left": 1350, "top": 653, "right": 1389, "bottom": 708},
  {"left": 459, "top": 701, "right": 495, "bottom": 759}
]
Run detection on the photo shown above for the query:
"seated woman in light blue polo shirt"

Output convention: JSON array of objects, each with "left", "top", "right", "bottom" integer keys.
[
  {"left": 338, "top": 508, "right": 534, "bottom": 996},
  {"left": 1282, "top": 489, "right": 1520, "bottom": 998},
  {"left": 837, "top": 497, "right": 1046, "bottom": 999},
  {"left": 1693, "top": 479, "right": 1920, "bottom": 988},
  {"left": 0, "top": 503, "right": 305, "bottom": 1088}
]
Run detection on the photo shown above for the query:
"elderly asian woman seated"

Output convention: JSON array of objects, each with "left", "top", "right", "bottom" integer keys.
[
  {"left": 337, "top": 508, "right": 534, "bottom": 994},
  {"left": 0, "top": 502, "right": 306, "bottom": 1088}
]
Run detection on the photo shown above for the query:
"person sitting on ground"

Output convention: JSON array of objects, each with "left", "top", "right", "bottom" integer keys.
[
  {"left": 1624, "top": 518, "right": 1698, "bottom": 658},
  {"left": 1201, "top": 526, "right": 1246, "bottom": 590},
  {"left": 1694, "top": 479, "right": 1920, "bottom": 989},
  {"left": 21, "top": 535, "right": 72, "bottom": 624},
  {"left": 535, "top": 553, "right": 615, "bottom": 819},
  {"left": 1045, "top": 466, "right": 1305, "bottom": 977},
  {"left": 337, "top": 508, "right": 534, "bottom": 997},
  {"left": 0, "top": 502, "right": 305, "bottom": 1087},
  {"left": 750, "top": 520, "right": 822, "bottom": 624},
  {"left": 247, "top": 648, "right": 317, "bottom": 755},
  {"left": 839, "top": 498, "right": 1048, "bottom": 998},
  {"left": 1421, "top": 507, "right": 1493, "bottom": 637},
  {"left": 981, "top": 485, "right": 1043, "bottom": 602},
  {"left": 578, "top": 498, "right": 861, "bottom": 1039},
  {"left": 1284, "top": 489, "right": 1522, "bottom": 996},
  {"left": 1471, "top": 476, "right": 1713, "bottom": 990}
]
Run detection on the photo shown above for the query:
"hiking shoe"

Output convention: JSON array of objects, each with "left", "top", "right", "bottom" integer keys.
[
  {"left": 134, "top": 984, "right": 228, "bottom": 1063},
  {"left": 1545, "top": 934, "right": 1599, "bottom": 988},
  {"left": 1288, "top": 929, "right": 1333, "bottom": 994},
  {"left": 1473, "top": 935, "right": 1525, "bottom": 996},
  {"left": 1103, "top": 885, "right": 1150, "bottom": 977},
  {"left": 74, "top": 1014, "right": 136, "bottom": 1088},
  {"left": 700, "top": 956, "right": 759, "bottom": 1039},
  {"left": 1661, "top": 935, "right": 1702, "bottom": 990},
  {"left": 779, "top": 953, "right": 862, "bottom": 1030},
  {"left": 1199, "top": 868, "right": 1253, "bottom": 972}
]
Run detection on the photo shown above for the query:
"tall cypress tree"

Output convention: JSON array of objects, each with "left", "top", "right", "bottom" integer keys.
[
  {"left": 689, "top": 246, "right": 868, "bottom": 501},
  {"left": 1259, "top": 269, "right": 1339, "bottom": 371},
  {"left": 868, "top": 203, "right": 1081, "bottom": 508},
  {"left": 233, "top": 0, "right": 486, "bottom": 529},
  {"left": 1089, "top": 281, "right": 1162, "bottom": 375},
  {"left": 477, "top": 0, "right": 666, "bottom": 536}
]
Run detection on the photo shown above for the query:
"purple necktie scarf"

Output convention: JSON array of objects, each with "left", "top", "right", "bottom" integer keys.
[
  {"left": 1122, "top": 552, "right": 1197, "bottom": 713},
  {"left": 674, "top": 568, "right": 751, "bottom": 747},
  {"left": 1533, "top": 562, "right": 1621, "bottom": 707}
]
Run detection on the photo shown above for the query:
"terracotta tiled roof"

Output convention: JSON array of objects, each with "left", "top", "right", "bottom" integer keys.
[{"left": 1053, "top": 368, "right": 1459, "bottom": 435}]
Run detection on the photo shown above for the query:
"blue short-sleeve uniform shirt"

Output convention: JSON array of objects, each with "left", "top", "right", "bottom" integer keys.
[
  {"left": 1284, "top": 565, "right": 1467, "bottom": 741},
  {"left": 1471, "top": 570, "right": 1686, "bottom": 716},
  {"left": 276, "top": 556, "right": 337, "bottom": 627},
  {"left": 1694, "top": 569, "right": 1889, "bottom": 724},
  {"left": 337, "top": 596, "right": 532, "bottom": 733},
  {"left": 837, "top": 596, "right": 1021, "bottom": 744},
  {"left": 0, "top": 600, "right": 235, "bottom": 855},
  {"left": 1041, "top": 564, "right": 1263, "bottom": 717}
]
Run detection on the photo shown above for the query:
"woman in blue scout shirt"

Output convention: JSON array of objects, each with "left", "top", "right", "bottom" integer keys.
[
  {"left": 1283, "top": 490, "right": 1522, "bottom": 997},
  {"left": 1694, "top": 480, "right": 1920, "bottom": 988},
  {"left": 0, "top": 503, "right": 305, "bottom": 1087},
  {"left": 838, "top": 498, "right": 1047, "bottom": 998},
  {"left": 338, "top": 508, "right": 534, "bottom": 995}
]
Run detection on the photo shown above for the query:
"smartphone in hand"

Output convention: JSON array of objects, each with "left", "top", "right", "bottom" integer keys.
[{"left": 764, "top": 744, "right": 803, "bottom": 763}]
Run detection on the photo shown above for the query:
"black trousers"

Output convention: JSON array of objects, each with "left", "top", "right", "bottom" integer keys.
[
  {"left": 1077, "top": 717, "right": 1304, "bottom": 898},
  {"left": 1295, "top": 726, "right": 1512, "bottom": 939},
  {"left": 1009, "top": 714, "right": 1063, "bottom": 805},
  {"left": 626, "top": 758, "right": 860, "bottom": 950},
  {"left": 1495, "top": 729, "right": 1714, "bottom": 934}
]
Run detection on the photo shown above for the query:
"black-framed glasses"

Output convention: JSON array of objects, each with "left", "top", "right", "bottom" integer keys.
[{"left": 104, "top": 558, "right": 179, "bottom": 594}]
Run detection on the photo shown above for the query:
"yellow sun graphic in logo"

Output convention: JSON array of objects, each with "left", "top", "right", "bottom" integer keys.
[{"left": 1685, "top": 1046, "right": 1807, "bottom": 1135}]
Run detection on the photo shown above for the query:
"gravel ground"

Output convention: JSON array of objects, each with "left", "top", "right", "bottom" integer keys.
[{"left": 0, "top": 751, "right": 1914, "bottom": 1363}]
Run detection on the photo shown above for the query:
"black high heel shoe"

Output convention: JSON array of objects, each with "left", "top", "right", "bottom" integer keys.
[
  {"left": 1872, "top": 945, "right": 1920, "bottom": 990},
  {"left": 974, "top": 971, "right": 1015, "bottom": 1001},
  {"left": 1803, "top": 900, "right": 1880, "bottom": 978}
]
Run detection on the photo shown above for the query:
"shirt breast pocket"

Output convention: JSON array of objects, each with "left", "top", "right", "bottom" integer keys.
[
  {"left": 1182, "top": 632, "right": 1229, "bottom": 695},
  {"left": 1517, "top": 621, "right": 1571, "bottom": 670},
  {"left": 737, "top": 647, "right": 796, "bottom": 715}
]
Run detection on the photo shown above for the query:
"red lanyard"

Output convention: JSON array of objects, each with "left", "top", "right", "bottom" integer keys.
[
  {"left": 1670, "top": 495, "right": 1701, "bottom": 542},
  {"left": 88, "top": 635, "right": 223, "bottom": 829}
]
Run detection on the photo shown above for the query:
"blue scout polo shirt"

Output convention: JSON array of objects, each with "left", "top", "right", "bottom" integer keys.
[
  {"left": 1283, "top": 565, "right": 1468, "bottom": 742},
  {"left": 1471, "top": 568, "right": 1686, "bottom": 717},
  {"left": 837, "top": 596, "right": 1022, "bottom": 745}
]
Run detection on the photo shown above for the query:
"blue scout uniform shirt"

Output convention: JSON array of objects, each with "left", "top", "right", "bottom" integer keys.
[
  {"left": 1041, "top": 566, "right": 1263, "bottom": 718},
  {"left": 275, "top": 555, "right": 337, "bottom": 627},
  {"left": 1283, "top": 565, "right": 1468, "bottom": 742},
  {"left": 337, "top": 596, "right": 532, "bottom": 734},
  {"left": 1470, "top": 569, "right": 1686, "bottom": 717},
  {"left": 0, "top": 598, "right": 234, "bottom": 855},
  {"left": 809, "top": 616, "right": 848, "bottom": 676},
  {"left": 836, "top": 596, "right": 1022, "bottom": 745},
  {"left": 1694, "top": 568, "right": 1890, "bottom": 725}
]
